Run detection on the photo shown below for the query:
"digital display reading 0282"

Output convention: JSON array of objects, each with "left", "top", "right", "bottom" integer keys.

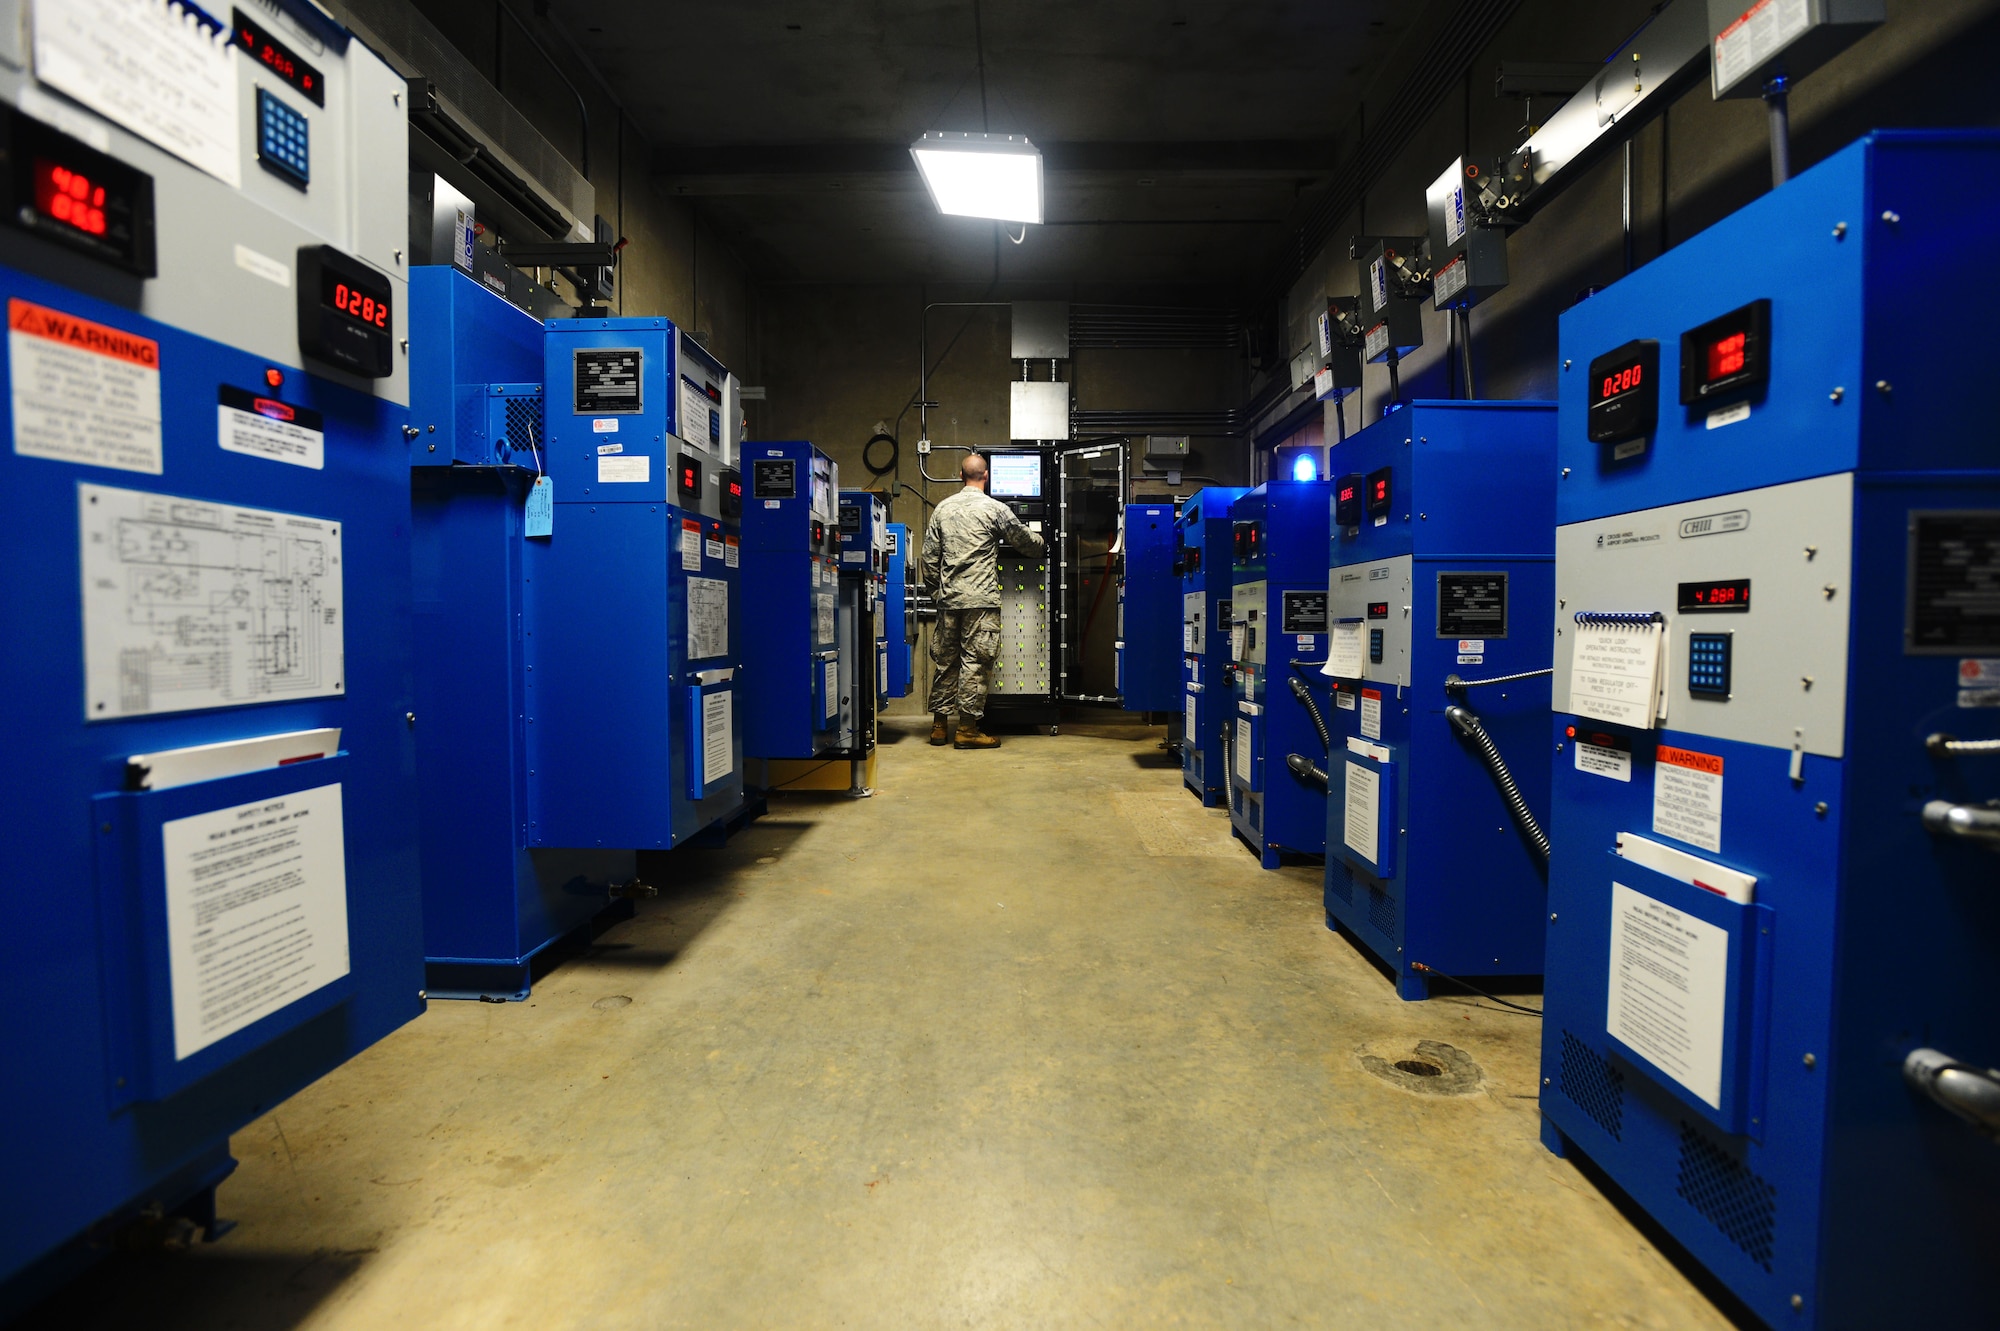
[{"left": 320, "top": 266, "right": 388, "bottom": 330}]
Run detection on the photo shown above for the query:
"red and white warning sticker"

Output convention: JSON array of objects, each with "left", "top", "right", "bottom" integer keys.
[
  {"left": 1960, "top": 659, "right": 2000, "bottom": 708},
  {"left": 9, "top": 298, "right": 162, "bottom": 474},
  {"left": 1653, "top": 745, "right": 1723, "bottom": 853}
]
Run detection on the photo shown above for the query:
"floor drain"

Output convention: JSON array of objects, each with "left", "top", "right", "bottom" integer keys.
[
  {"left": 593, "top": 995, "right": 633, "bottom": 1010},
  {"left": 1359, "top": 1040, "right": 1483, "bottom": 1096}
]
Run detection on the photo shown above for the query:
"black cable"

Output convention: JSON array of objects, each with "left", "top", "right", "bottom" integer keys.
[
  {"left": 1288, "top": 674, "right": 1331, "bottom": 755},
  {"left": 863, "top": 432, "right": 898, "bottom": 476},
  {"left": 1285, "top": 753, "right": 1328, "bottom": 790},
  {"left": 1445, "top": 704, "right": 1551, "bottom": 864},
  {"left": 1410, "top": 963, "right": 1543, "bottom": 1016}
]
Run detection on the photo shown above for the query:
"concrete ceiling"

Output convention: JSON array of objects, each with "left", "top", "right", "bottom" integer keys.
[{"left": 545, "top": 0, "right": 1428, "bottom": 289}]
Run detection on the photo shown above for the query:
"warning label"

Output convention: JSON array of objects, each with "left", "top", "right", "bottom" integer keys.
[
  {"left": 1653, "top": 745, "right": 1723, "bottom": 853},
  {"left": 9, "top": 298, "right": 162, "bottom": 474}
]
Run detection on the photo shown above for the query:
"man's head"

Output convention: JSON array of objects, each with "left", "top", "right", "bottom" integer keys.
[{"left": 961, "top": 453, "right": 988, "bottom": 489}]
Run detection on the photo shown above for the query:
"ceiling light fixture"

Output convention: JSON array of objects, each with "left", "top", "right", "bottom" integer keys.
[{"left": 910, "top": 131, "right": 1043, "bottom": 225}]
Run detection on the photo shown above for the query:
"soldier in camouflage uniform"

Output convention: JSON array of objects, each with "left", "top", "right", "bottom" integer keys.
[{"left": 921, "top": 452, "right": 1046, "bottom": 749}]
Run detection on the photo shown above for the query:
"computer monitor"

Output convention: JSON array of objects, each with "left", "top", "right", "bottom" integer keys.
[{"left": 988, "top": 452, "right": 1042, "bottom": 498}]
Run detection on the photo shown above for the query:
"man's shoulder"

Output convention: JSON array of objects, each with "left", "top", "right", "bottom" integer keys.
[{"left": 938, "top": 489, "right": 1004, "bottom": 520}]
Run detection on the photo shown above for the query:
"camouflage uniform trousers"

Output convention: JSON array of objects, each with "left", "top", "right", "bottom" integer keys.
[{"left": 929, "top": 607, "right": 1002, "bottom": 720}]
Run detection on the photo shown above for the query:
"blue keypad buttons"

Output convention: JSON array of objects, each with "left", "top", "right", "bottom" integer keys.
[
  {"left": 1688, "top": 632, "right": 1732, "bottom": 699},
  {"left": 257, "top": 87, "right": 310, "bottom": 189}
]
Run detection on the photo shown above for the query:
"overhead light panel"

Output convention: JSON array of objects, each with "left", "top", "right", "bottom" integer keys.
[{"left": 910, "top": 131, "right": 1043, "bottom": 225}]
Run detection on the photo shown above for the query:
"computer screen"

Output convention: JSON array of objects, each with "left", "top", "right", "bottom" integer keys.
[{"left": 988, "top": 453, "right": 1042, "bottom": 498}]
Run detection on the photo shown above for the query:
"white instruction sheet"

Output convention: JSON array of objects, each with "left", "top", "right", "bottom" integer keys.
[
  {"left": 1606, "top": 881, "right": 1729, "bottom": 1109},
  {"left": 700, "top": 689, "right": 733, "bottom": 784},
  {"left": 80, "top": 483, "right": 344, "bottom": 719},
  {"left": 162, "top": 782, "right": 348, "bottom": 1060},
  {"left": 686, "top": 575, "right": 729, "bottom": 660},
  {"left": 10, "top": 297, "right": 163, "bottom": 474},
  {"left": 34, "top": 0, "right": 242, "bottom": 188},
  {"left": 1343, "top": 760, "right": 1380, "bottom": 863},
  {"left": 1233, "top": 714, "right": 1253, "bottom": 779},
  {"left": 1323, "top": 622, "right": 1365, "bottom": 680},
  {"left": 823, "top": 659, "right": 840, "bottom": 717},
  {"left": 1568, "top": 620, "right": 1667, "bottom": 728}
]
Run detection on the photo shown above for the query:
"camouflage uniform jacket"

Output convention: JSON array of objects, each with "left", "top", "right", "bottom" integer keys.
[{"left": 920, "top": 487, "right": 1046, "bottom": 609}]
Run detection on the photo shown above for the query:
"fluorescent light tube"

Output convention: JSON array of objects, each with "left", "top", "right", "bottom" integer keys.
[{"left": 910, "top": 131, "right": 1043, "bottom": 225}]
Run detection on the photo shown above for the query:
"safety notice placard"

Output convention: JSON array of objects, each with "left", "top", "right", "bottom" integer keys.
[
  {"left": 1607, "top": 881, "right": 1728, "bottom": 1109},
  {"left": 700, "top": 689, "right": 733, "bottom": 784},
  {"left": 10, "top": 298, "right": 163, "bottom": 474},
  {"left": 162, "top": 782, "right": 349, "bottom": 1060},
  {"left": 1343, "top": 760, "right": 1380, "bottom": 864},
  {"left": 1653, "top": 745, "right": 1723, "bottom": 852}
]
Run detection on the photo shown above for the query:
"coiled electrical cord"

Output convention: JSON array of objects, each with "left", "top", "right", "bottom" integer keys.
[
  {"left": 1444, "top": 704, "right": 1551, "bottom": 865},
  {"left": 863, "top": 432, "right": 898, "bottom": 476}
]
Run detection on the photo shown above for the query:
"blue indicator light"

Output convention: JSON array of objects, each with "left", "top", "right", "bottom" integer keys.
[{"left": 1290, "top": 452, "right": 1318, "bottom": 482}]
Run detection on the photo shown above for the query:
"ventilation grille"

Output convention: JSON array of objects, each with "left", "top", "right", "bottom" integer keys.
[
  {"left": 1328, "top": 862, "right": 1355, "bottom": 906},
  {"left": 1368, "top": 884, "right": 1397, "bottom": 936},
  {"left": 1247, "top": 796, "right": 1262, "bottom": 834},
  {"left": 1558, "top": 1031, "right": 1625, "bottom": 1141},
  {"left": 500, "top": 396, "right": 542, "bottom": 460},
  {"left": 1675, "top": 1122, "right": 1778, "bottom": 1271}
]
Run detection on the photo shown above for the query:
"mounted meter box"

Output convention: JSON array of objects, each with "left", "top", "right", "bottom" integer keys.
[
  {"left": 740, "top": 442, "right": 844, "bottom": 761},
  {"left": 1228, "top": 480, "right": 1334, "bottom": 868},
  {"left": 885, "top": 523, "right": 914, "bottom": 698},
  {"left": 1707, "top": 0, "right": 1884, "bottom": 99},
  {"left": 0, "top": 3, "right": 423, "bottom": 1298},
  {"left": 1322, "top": 401, "right": 1556, "bottom": 1001},
  {"left": 533, "top": 318, "right": 745, "bottom": 853},
  {"left": 837, "top": 489, "right": 890, "bottom": 768},
  {"left": 1539, "top": 133, "right": 2000, "bottom": 1331},
  {"left": 1354, "top": 236, "right": 1426, "bottom": 363},
  {"left": 1179, "top": 488, "right": 1248, "bottom": 805},
  {"left": 407, "top": 267, "right": 634, "bottom": 1001},
  {"left": 1315, "top": 297, "right": 1365, "bottom": 402},
  {"left": 1426, "top": 159, "right": 1509, "bottom": 310},
  {"left": 1117, "top": 504, "right": 1180, "bottom": 713}
]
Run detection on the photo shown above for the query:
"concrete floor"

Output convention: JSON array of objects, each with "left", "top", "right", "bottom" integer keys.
[{"left": 25, "top": 708, "right": 1737, "bottom": 1330}]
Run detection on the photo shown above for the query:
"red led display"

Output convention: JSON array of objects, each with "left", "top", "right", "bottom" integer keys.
[
  {"left": 329, "top": 280, "right": 387, "bottom": 329},
  {"left": 1708, "top": 331, "right": 1746, "bottom": 380},
  {"left": 727, "top": 481, "right": 742, "bottom": 497},
  {"left": 233, "top": 11, "right": 324, "bottom": 106},
  {"left": 1600, "top": 361, "right": 1643, "bottom": 400},
  {"left": 1677, "top": 578, "right": 1752, "bottom": 613},
  {"left": 33, "top": 159, "right": 108, "bottom": 236},
  {"left": 1338, "top": 482, "right": 1357, "bottom": 504},
  {"left": 1372, "top": 477, "right": 1388, "bottom": 502}
]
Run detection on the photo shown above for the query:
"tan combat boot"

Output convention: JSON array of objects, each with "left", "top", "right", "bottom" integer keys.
[
  {"left": 953, "top": 718, "right": 1000, "bottom": 749},
  {"left": 929, "top": 713, "right": 950, "bottom": 746}
]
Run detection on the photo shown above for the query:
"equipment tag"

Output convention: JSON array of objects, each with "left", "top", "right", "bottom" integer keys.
[{"left": 525, "top": 476, "right": 553, "bottom": 538}]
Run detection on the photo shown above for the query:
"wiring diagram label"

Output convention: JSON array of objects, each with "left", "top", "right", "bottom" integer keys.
[
  {"left": 687, "top": 575, "right": 728, "bottom": 660},
  {"left": 79, "top": 483, "right": 343, "bottom": 719},
  {"left": 1607, "top": 881, "right": 1728, "bottom": 1109}
]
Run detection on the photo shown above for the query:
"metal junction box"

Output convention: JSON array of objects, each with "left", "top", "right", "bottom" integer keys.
[
  {"left": 1322, "top": 401, "right": 1556, "bottom": 1001},
  {"left": 1539, "top": 132, "right": 2000, "bottom": 1331},
  {"left": 739, "top": 441, "right": 843, "bottom": 760},
  {"left": 532, "top": 318, "right": 745, "bottom": 851},
  {"left": 1180, "top": 487, "right": 1248, "bottom": 805},
  {"left": 1229, "top": 480, "right": 1334, "bottom": 866},
  {"left": 0, "top": 4, "right": 421, "bottom": 1297},
  {"left": 1707, "top": 0, "right": 1884, "bottom": 99},
  {"left": 1426, "top": 159, "right": 1510, "bottom": 311},
  {"left": 1117, "top": 503, "right": 1181, "bottom": 712}
]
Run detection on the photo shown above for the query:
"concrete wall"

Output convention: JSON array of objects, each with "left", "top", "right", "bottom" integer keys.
[
  {"left": 1280, "top": 0, "right": 2000, "bottom": 429},
  {"left": 406, "top": 0, "right": 754, "bottom": 370}
]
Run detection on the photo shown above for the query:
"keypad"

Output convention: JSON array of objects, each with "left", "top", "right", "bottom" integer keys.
[
  {"left": 1689, "top": 632, "right": 1732, "bottom": 698},
  {"left": 257, "top": 88, "right": 310, "bottom": 189},
  {"left": 1369, "top": 628, "right": 1385, "bottom": 664}
]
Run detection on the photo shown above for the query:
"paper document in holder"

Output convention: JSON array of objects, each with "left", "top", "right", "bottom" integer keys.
[
  {"left": 1567, "top": 618, "right": 1669, "bottom": 729},
  {"left": 127, "top": 728, "right": 340, "bottom": 791},
  {"left": 1324, "top": 622, "right": 1365, "bottom": 679},
  {"left": 1615, "top": 831, "right": 1755, "bottom": 904}
]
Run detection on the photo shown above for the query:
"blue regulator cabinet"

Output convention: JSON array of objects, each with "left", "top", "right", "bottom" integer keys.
[
  {"left": 1323, "top": 401, "right": 1556, "bottom": 1000},
  {"left": 739, "top": 441, "right": 844, "bottom": 760},
  {"left": 406, "top": 268, "right": 637, "bottom": 1000},
  {"left": 885, "top": 522, "right": 914, "bottom": 699},
  {"left": 1228, "top": 480, "right": 1334, "bottom": 866},
  {"left": 532, "top": 319, "right": 746, "bottom": 851},
  {"left": 0, "top": 7, "right": 423, "bottom": 1303},
  {"left": 1538, "top": 132, "right": 2000, "bottom": 1330},
  {"left": 1179, "top": 487, "right": 1246, "bottom": 804},
  {"left": 1116, "top": 503, "right": 1180, "bottom": 712}
]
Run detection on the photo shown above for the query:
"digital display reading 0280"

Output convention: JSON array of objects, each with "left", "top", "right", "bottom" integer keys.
[
  {"left": 320, "top": 266, "right": 388, "bottom": 330},
  {"left": 1586, "top": 339, "right": 1660, "bottom": 445}
]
